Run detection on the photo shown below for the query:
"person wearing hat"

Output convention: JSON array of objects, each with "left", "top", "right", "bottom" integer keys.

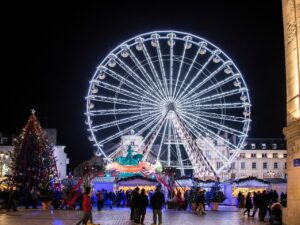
[{"left": 150, "top": 184, "right": 165, "bottom": 225}]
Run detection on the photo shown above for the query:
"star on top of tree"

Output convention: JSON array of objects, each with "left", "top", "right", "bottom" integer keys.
[{"left": 31, "top": 109, "right": 36, "bottom": 115}]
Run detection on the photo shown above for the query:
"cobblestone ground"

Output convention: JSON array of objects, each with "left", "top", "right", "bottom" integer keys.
[{"left": 0, "top": 206, "right": 267, "bottom": 225}]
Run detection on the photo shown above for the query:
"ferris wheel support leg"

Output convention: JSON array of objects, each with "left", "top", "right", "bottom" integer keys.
[{"left": 172, "top": 123, "right": 185, "bottom": 176}]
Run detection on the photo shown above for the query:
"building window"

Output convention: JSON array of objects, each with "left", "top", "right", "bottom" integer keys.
[
  {"left": 262, "top": 153, "right": 267, "bottom": 158},
  {"left": 252, "top": 162, "right": 257, "bottom": 169},
  {"left": 284, "top": 153, "right": 287, "bottom": 158},
  {"left": 262, "top": 143, "right": 266, "bottom": 149},
  {"left": 231, "top": 162, "right": 235, "bottom": 169},
  {"left": 251, "top": 143, "right": 256, "bottom": 149},
  {"left": 273, "top": 153, "right": 278, "bottom": 158},
  {"left": 274, "top": 162, "right": 278, "bottom": 169},
  {"left": 130, "top": 141, "right": 135, "bottom": 146},
  {"left": 263, "top": 162, "right": 268, "bottom": 169},
  {"left": 272, "top": 143, "right": 277, "bottom": 149},
  {"left": 241, "top": 162, "right": 246, "bottom": 170},
  {"left": 251, "top": 153, "right": 256, "bottom": 158},
  {"left": 240, "top": 153, "right": 246, "bottom": 158},
  {"left": 285, "top": 162, "right": 287, "bottom": 169},
  {"left": 216, "top": 162, "right": 222, "bottom": 169}
]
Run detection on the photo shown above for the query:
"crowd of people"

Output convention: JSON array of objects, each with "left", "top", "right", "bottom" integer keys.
[
  {"left": 0, "top": 184, "right": 288, "bottom": 225},
  {"left": 237, "top": 189, "right": 287, "bottom": 224},
  {"left": 75, "top": 184, "right": 165, "bottom": 225}
]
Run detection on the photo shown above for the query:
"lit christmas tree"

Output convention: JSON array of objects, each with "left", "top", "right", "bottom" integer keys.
[{"left": 10, "top": 109, "right": 57, "bottom": 189}]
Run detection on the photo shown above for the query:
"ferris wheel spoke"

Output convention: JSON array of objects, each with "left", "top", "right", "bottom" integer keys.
[
  {"left": 92, "top": 80, "right": 158, "bottom": 105},
  {"left": 142, "top": 115, "right": 167, "bottom": 162},
  {"left": 181, "top": 110, "right": 245, "bottom": 137},
  {"left": 103, "top": 68, "right": 161, "bottom": 102},
  {"left": 154, "top": 36, "right": 169, "bottom": 96},
  {"left": 182, "top": 109, "right": 248, "bottom": 123},
  {"left": 169, "top": 33, "right": 175, "bottom": 96},
  {"left": 180, "top": 113, "right": 240, "bottom": 150},
  {"left": 167, "top": 118, "right": 172, "bottom": 166},
  {"left": 88, "top": 108, "right": 153, "bottom": 116},
  {"left": 171, "top": 122, "right": 184, "bottom": 175},
  {"left": 126, "top": 47, "right": 165, "bottom": 99},
  {"left": 174, "top": 43, "right": 203, "bottom": 99},
  {"left": 139, "top": 40, "right": 168, "bottom": 98},
  {"left": 181, "top": 102, "right": 250, "bottom": 110},
  {"left": 176, "top": 49, "right": 216, "bottom": 100},
  {"left": 114, "top": 56, "right": 163, "bottom": 100},
  {"left": 184, "top": 73, "right": 241, "bottom": 102},
  {"left": 98, "top": 113, "right": 162, "bottom": 145},
  {"left": 156, "top": 119, "right": 168, "bottom": 163},
  {"left": 182, "top": 88, "right": 248, "bottom": 106},
  {"left": 91, "top": 111, "right": 160, "bottom": 131},
  {"left": 87, "top": 95, "right": 157, "bottom": 108},
  {"left": 179, "top": 60, "right": 232, "bottom": 102},
  {"left": 173, "top": 40, "right": 188, "bottom": 98},
  {"left": 175, "top": 117, "right": 229, "bottom": 163}
]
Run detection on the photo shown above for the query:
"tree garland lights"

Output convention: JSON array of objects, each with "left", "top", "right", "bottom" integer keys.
[{"left": 10, "top": 110, "right": 57, "bottom": 189}]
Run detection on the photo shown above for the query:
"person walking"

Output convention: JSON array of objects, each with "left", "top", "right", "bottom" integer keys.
[
  {"left": 96, "top": 191, "right": 102, "bottom": 211},
  {"left": 76, "top": 187, "right": 93, "bottom": 225},
  {"left": 238, "top": 193, "right": 245, "bottom": 211},
  {"left": 196, "top": 189, "right": 206, "bottom": 215},
  {"left": 150, "top": 184, "right": 165, "bottom": 225},
  {"left": 31, "top": 186, "right": 39, "bottom": 209},
  {"left": 131, "top": 187, "right": 140, "bottom": 224},
  {"left": 243, "top": 192, "right": 253, "bottom": 216},
  {"left": 138, "top": 189, "right": 149, "bottom": 225},
  {"left": 258, "top": 190, "right": 269, "bottom": 221},
  {"left": 250, "top": 191, "right": 260, "bottom": 217}
]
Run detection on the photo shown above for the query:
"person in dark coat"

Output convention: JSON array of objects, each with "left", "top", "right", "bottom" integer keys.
[
  {"left": 258, "top": 190, "right": 269, "bottom": 221},
  {"left": 250, "top": 191, "right": 260, "bottom": 217},
  {"left": 243, "top": 192, "right": 253, "bottom": 216},
  {"left": 237, "top": 191, "right": 242, "bottom": 207},
  {"left": 130, "top": 187, "right": 140, "bottom": 223},
  {"left": 138, "top": 189, "right": 149, "bottom": 225},
  {"left": 96, "top": 191, "right": 102, "bottom": 211},
  {"left": 150, "top": 184, "right": 165, "bottom": 225}
]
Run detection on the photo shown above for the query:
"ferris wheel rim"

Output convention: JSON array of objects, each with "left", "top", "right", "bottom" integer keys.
[{"left": 85, "top": 30, "right": 251, "bottom": 176}]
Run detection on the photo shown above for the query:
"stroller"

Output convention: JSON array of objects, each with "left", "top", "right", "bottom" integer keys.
[{"left": 269, "top": 202, "right": 283, "bottom": 225}]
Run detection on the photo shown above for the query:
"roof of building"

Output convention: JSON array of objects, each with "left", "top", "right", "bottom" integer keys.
[{"left": 243, "top": 138, "right": 286, "bottom": 150}]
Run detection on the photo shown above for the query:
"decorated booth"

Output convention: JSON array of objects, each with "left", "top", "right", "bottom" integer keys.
[
  {"left": 222, "top": 177, "right": 270, "bottom": 205},
  {"left": 117, "top": 175, "right": 157, "bottom": 193},
  {"left": 105, "top": 146, "right": 159, "bottom": 192},
  {"left": 173, "top": 178, "right": 195, "bottom": 196},
  {"left": 92, "top": 176, "right": 116, "bottom": 192}
]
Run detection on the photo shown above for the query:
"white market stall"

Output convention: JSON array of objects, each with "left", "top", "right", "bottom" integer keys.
[{"left": 222, "top": 177, "right": 270, "bottom": 205}]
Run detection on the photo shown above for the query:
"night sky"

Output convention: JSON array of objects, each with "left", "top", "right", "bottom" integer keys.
[{"left": 1, "top": 1, "right": 286, "bottom": 171}]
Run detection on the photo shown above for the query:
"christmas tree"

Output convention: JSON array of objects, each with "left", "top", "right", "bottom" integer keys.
[{"left": 10, "top": 110, "right": 57, "bottom": 189}]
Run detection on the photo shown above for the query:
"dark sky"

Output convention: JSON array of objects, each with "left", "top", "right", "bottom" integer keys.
[{"left": 1, "top": 0, "right": 286, "bottom": 171}]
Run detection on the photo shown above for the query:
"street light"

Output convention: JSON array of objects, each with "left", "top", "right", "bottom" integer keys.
[{"left": 267, "top": 170, "right": 275, "bottom": 178}]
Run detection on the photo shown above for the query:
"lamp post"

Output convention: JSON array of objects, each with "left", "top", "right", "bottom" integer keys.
[
  {"left": 267, "top": 170, "right": 275, "bottom": 178},
  {"left": 0, "top": 151, "right": 9, "bottom": 177}
]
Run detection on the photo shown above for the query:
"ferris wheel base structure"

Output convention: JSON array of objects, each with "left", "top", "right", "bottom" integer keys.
[{"left": 85, "top": 30, "right": 251, "bottom": 180}]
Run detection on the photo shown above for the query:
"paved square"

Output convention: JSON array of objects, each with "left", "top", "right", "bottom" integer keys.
[{"left": 0, "top": 206, "right": 266, "bottom": 225}]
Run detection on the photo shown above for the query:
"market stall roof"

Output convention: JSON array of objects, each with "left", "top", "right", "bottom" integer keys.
[
  {"left": 227, "top": 177, "right": 270, "bottom": 187},
  {"left": 117, "top": 175, "right": 157, "bottom": 186},
  {"left": 174, "top": 177, "right": 217, "bottom": 188},
  {"left": 92, "top": 176, "right": 115, "bottom": 183},
  {"left": 264, "top": 178, "right": 287, "bottom": 184}
]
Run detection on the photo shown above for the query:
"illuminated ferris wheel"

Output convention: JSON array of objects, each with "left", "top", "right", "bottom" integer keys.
[{"left": 85, "top": 31, "right": 251, "bottom": 178}]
